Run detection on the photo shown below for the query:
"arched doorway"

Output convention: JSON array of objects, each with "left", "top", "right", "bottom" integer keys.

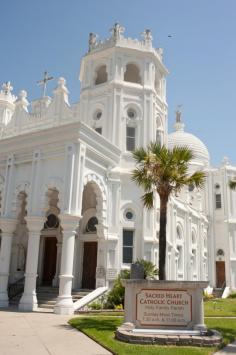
[
  {"left": 216, "top": 249, "right": 226, "bottom": 288},
  {"left": 42, "top": 238, "right": 57, "bottom": 285},
  {"left": 80, "top": 183, "right": 99, "bottom": 290},
  {"left": 41, "top": 214, "right": 59, "bottom": 286},
  {"left": 39, "top": 188, "right": 61, "bottom": 286}
]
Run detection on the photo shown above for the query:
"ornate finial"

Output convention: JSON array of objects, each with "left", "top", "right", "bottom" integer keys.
[
  {"left": 110, "top": 23, "right": 125, "bottom": 42},
  {"left": 141, "top": 29, "right": 153, "bottom": 45},
  {"left": 57, "top": 77, "right": 66, "bottom": 87},
  {"left": 15, "top": 90, "right": 29, "bottom": 112},
  {"left": 88, "top": 32, "right": 98, "bottom": 51},
  {"left": 2, "top": 81, "right": 13, "bottom": 95},
  {"left": 175, "top": 105, "right": 182, "bottom": 123},
  {"left": 53, "top": 77, "right": 69, "bottom": 105},
  {"left": 222, "top": 156, "right": 230, "bottom": 166},
  {"left": 174, "top": 105, "right": 185, "bottom": 132},
  {"left": 37, "top": 71, "right": 54, "bottom": 97},
  {"left": 18, "top": 90, "right": 27, "bottom": 99}
]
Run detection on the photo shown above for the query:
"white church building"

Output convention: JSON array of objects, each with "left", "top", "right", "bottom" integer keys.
[{"left": 0, "top": 24, "right": 235, "bottom": 315}]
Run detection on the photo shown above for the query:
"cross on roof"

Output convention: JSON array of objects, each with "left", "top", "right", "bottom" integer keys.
[{"left": 37, "top": 71, "right": 54, "bottom": 97}]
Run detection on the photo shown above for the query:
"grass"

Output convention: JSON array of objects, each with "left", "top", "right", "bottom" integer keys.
[
  {"left": 69, "top": 298, "right": 236, "bottom": 354},
  {"left": 204, "top": 298, "right": 236, "bottom": 317},
  {"left": 205, "top": 318, "right": 236, "bottom": 347},
  {"left": 78, "top": 311, "right": 124, "bottom": 317},
  {"left": 69, "top": 315, "right": 236, "bottom": 355}
]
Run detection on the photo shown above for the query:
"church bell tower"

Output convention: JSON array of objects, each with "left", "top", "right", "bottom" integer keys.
[{"left": 79, "top": 24, "right": 169, "bottom": 155}]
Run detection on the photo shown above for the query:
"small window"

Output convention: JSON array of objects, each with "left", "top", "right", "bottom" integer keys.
[
  {"left": 127, "top": 108, "right": 136, "bottom": 119},
  {"left": 44, "top": 214, "right": 59, "bottom": 229},
  {"left": 189, "top": 184, "right": 195, "bottom": 192},
  {"left": 95, "top": 65, "right": 107, "bottom": 85},
  {"left": 124, "top": 63, "right": 141, "bottom": 84},
  {"left": 95, "top": 127, "right": 102, "bottom": 134},
  {"left": 93, "top": 110, "right": 102, "bottom": 120},
  {"left": 86, "top": 216, "right": 98, "bottom": 233},
  {"left": 125, "top": 210, "right": 134, "bottom": 221},
  {"left": 123, "top": 229, "right": 134, "bottom": 263},
  {"left": 126, "top": 126, "right": 135, "bottom": 151},
  {"left": 215, "top": 194, "right": 222, "bottom": 209},
  {"left": 217, "top": 249, "right": 224, "bottom": 256}
]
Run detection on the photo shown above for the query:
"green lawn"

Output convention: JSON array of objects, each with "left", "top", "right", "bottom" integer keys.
[
  {"left": 69, "top": 316, "right": 236, "bottom": 355},
  {"left": 204, "top": 298, "right": 236, "bottom": 317}
]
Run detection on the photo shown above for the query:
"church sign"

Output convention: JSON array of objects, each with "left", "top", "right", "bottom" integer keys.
[
  {"left": 120, "top": 280, "right": 208, "bottom": 331},
  {"left": 136, "top": 289, "right": 192, "bottom": 327}
]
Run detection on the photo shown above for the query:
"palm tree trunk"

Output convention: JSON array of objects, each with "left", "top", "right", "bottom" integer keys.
[{"left": 159, "top": 195, "right": 168, "bottom": 280}]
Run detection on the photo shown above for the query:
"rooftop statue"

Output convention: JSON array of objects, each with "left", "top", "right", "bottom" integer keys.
[
  {"left": 110, "top": 22, "right": 125, "bottom": 42},
  {"left": 88, "top": 33, "right": 98, "bottom": 51}
]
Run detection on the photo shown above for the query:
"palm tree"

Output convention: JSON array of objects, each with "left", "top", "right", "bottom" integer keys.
[{"left": 132, "top": 143, "right": 206, "bottom": 281}]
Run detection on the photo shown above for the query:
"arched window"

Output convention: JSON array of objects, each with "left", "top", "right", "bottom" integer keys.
[
  {"left": 126, "top": 126, "right": 136, "bottom": 151},
  {"left": 215, "top": 193, "right": 222, "bottom": 209},
  {"left": 124, "top": 63, "right": 141, "bottom": 84},
  {"left": 95, "top": 65, "right": 107, "bottom": 85},
  {"left": 86, "top": 216, "right": 98, "bottom": 233},
  {"left": 44, "top": 214, "right": 59, "bottom": 229},
  {"left": 177, "top": 226, "right": 182, "bottom": 241}
]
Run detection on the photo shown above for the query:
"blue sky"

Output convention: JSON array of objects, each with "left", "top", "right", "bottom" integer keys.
[{"left": 0, "top": 0, "right": 235, "bottom": 166}]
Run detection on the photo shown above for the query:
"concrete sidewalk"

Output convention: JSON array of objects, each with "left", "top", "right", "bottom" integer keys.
[
  {"left": 0, "top": 308, "right": 111, "bottom": 355},
  {"left": 214, "top": 341, "right": 236, "bottom": 354}
]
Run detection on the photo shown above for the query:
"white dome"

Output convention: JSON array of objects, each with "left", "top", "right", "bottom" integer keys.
[{"left": 168, "top": 120, "right": 210, "bottom": 166}]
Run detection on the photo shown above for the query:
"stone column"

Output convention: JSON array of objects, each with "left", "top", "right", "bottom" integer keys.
[
  {"left": 19, "top": 216, "right": 45, "bottom": 311},
  {"left": 54, "top": 214, "right": 79, "bottom": 315},
  {"left": 0, "top": 218, "right": 17, "bottom": 307}
]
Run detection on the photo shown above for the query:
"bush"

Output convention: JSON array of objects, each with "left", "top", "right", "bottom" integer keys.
[
  {"left": 105, "top": 269, "right": 130, "bottom": 309},
  {"left": 228, "top": 292, "right": 236, "bottom": 299},
  {"left": 105, "top": 259, "right": 158, "bottom": 309},
  {"left": 88, "top": 301, "right": 102, "bottom": 310}
]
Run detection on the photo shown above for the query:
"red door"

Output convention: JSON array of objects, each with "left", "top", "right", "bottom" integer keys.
[
  {"left": 82, "top": 242, "right": 97, "bottom": 289},
  {"left": 42, "top": 237, "right": 57, "bottom": 285},
  {"left": 216, "top": 261, "right": 225, "bottom": 288}
]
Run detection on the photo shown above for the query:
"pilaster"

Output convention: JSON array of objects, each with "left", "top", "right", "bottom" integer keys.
[{"left": 0, "top": 218, "right": 17, "bottom": 307}]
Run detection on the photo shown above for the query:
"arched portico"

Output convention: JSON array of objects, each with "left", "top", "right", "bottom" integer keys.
[{"left": 74, "top": 174, "right": 108, "bottom": 290}]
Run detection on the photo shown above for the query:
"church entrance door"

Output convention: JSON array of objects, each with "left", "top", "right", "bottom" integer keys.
[
  {"left": 216, "top": 261, "right": 226, "bottom": 288},
  {"left": 82, "top": 242, "right": 97, "bottom": 289},
  {"left": 42, "top": 237, "right": 57, "bottom": 286}
]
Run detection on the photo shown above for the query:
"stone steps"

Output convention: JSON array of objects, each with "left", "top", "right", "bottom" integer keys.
[
  {"left": 9, "top": 286, "right": 92, "bottom": 309},
  {"left": 212, "top": 288, "right": 224, "bottom": 298}
]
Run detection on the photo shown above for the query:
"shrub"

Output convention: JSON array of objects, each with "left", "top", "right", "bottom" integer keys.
[
  {"left": 89, "top": 301, "right": 102, "bottom": 310},
  {"left": 228, "top": 292, "right": 236, "bottom": 299},
  {"left": 105, "top": 269, "right": 130, "bottom": 309},
  {"left": 105, "top": 259, "right": 158, "bottom": 309}
]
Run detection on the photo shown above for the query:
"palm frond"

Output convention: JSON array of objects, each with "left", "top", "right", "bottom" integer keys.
[
  {"left": 229, "top": 179, "right": 236, "bottom": 190},
  {"left": 132, "top": 142, "right": 205, "bottom": 206},
  {"left": 142, "top": 191, "right": 154, "bottom": 209},
  {"left": 187, "top": 171, "right": 206, "bottom": 189}
]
